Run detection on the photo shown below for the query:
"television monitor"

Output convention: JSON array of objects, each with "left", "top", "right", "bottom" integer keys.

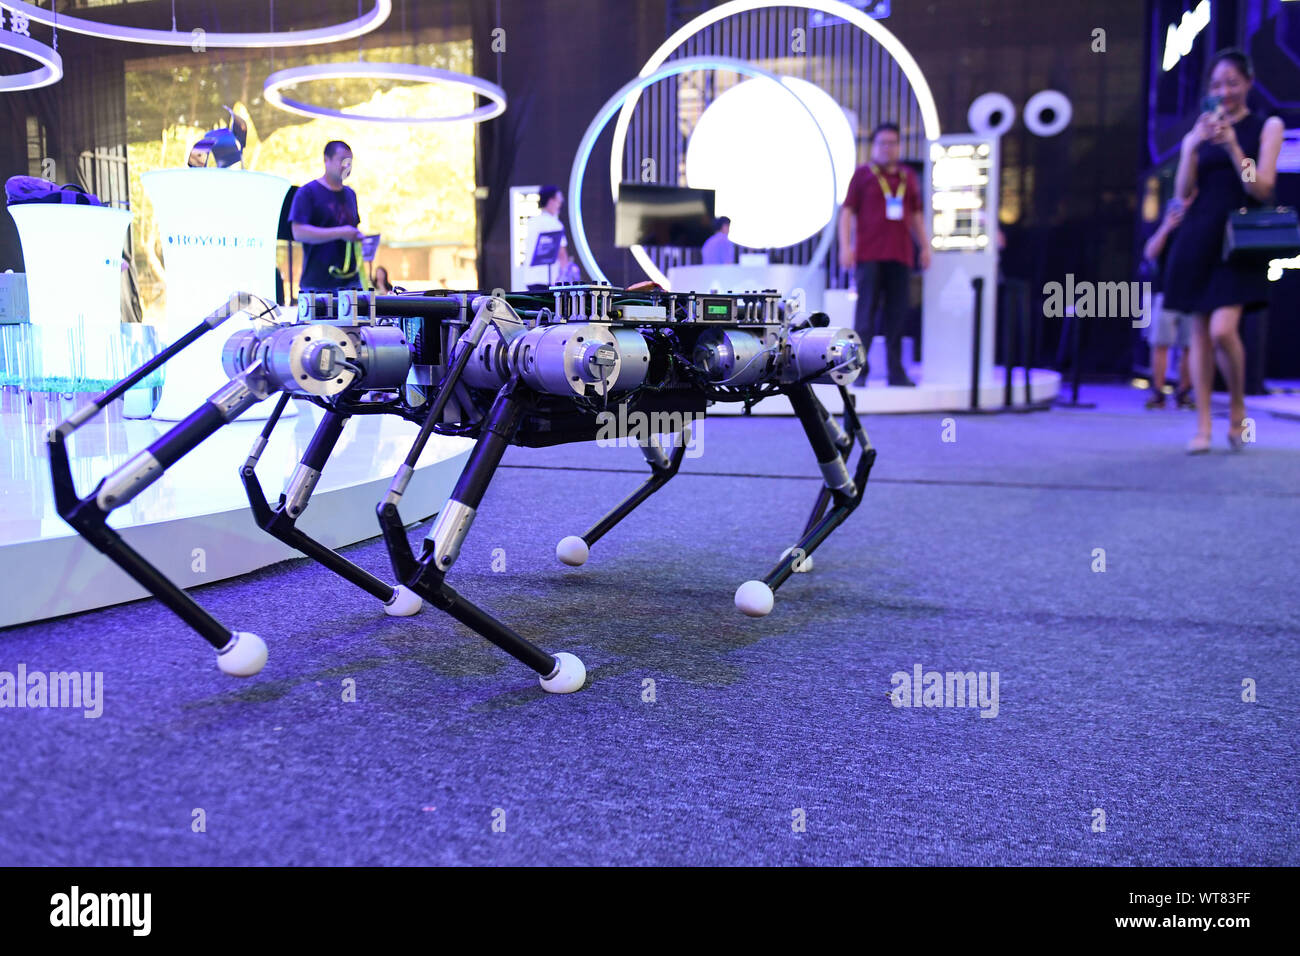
[{"left": 615, "top": 184, "right": 716, "bottom": 248}]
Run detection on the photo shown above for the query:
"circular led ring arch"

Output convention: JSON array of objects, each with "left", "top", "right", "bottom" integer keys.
[
  {"left": 569, "top": 55, "right": 837, "bottom": 291},
  {"left": 263, "top": 63, "right": 507, "bottom": 124},
  {"left": 0, "top": 29, "right": 62, "bottom": 92},
  {"left": 3, "top": 0, "right": 390, "bottom": 48},
  {"left": 610, "top": 0, "right": 942, "bottom": 286}
]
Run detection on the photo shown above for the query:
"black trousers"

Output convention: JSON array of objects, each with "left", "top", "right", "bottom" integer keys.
[{"left": 853, "top": 260, "right": 910, "bottom": 381}]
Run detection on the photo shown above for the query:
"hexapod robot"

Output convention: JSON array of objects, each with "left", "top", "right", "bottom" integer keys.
[{"left": 47, "top": 284, "right": 873, "bottom": 693}]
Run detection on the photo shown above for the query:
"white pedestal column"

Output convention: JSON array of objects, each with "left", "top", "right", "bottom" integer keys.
[
  {"left": 8, "top": 203, "right": 132, "bottom": 388},
  {"left": 921, "top": 136, "right": 1000, "bottom": 392},
  {"left": 143, "top": 168, "right": 291, "bottom": 421}
]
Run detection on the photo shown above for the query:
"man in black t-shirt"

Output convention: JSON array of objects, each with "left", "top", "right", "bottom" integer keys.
[{"left": 290, "top": 141, "right": 365, "bottom": 292}]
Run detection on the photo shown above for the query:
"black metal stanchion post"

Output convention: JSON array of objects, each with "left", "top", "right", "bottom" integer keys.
[
  {"left": 1001, "top": 280, "right": 1013, "bottom": 408},
  {"left": 1071, "top": 310, "right": 1083, "bottom": 401},
  {"left": 1020, "top": 279, "right": 1033, "bottom": 405},
  {"left": 1054, "top": 307, "right": 1096, "bottom": 409},
  {"left": 971, "top": 276, "right": 984, "bottom": 411}
]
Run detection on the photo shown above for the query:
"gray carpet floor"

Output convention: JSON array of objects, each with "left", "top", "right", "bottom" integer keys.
[{"left": 1, "top": 384, "right": 1297, "bottom": 865}]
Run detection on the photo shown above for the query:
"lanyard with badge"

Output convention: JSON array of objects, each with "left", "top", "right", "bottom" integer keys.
[
  {"left": 871, "top": 163, "right": 906, "bottom": 221},
  {"left": 329, "top": 240, "right": 373, "bottom": 291}
]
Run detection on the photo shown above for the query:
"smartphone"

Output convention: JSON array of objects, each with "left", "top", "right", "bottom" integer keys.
[{"left": 1202, "top": 94, "right": 1223, "bottom": 114}]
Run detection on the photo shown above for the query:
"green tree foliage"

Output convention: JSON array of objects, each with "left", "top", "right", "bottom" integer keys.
[{"left": 125, "top": 39, "right": 476, "bottom": 320}]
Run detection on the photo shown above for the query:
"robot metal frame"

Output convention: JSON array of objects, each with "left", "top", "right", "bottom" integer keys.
[{"left": 46, "top": 284, "right": 874, "bottom": 694}]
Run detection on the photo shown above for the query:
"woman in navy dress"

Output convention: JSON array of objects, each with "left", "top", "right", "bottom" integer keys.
[{"left": 1163, "top": 49, "right": 1284, "bottom": 453}]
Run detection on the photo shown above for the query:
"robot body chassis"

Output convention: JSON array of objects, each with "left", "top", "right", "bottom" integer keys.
[{"left": 48, "top": 285, "right": 873, "bottom": 693}]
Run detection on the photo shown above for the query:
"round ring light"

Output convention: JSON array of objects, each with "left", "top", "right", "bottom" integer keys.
[
  {"left": 967, "top": 92, "right": 1016, "bottom": 138},
  {"left": 0, "top": 28, "right": 62, "bottom": 92},
  {"left": 609, "top": 0, "right": 942, "bottom": 285},
  {"left": 1024, "top": 90, "right": 1072, "bottom": 137},
  {"left": 569, "top": 55, "right": 837, "bottom": 290},
  {"left": 263, "top": 63, "right": 507, "bottom": 124},
  {"left": 3, "top": 0, "right": 391, "bottom": 48}
]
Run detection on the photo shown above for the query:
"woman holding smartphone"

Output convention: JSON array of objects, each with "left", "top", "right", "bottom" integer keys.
[{"left": 1163, "top": 49, "right": 1284, "bottom": 453}]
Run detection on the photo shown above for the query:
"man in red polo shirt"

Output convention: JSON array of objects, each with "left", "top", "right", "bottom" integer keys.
[{"left": 837, "top": 122, "right": 931, "bottom": 386}]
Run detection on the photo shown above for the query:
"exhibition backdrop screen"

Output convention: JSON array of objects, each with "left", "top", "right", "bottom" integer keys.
[{"left": 124, "top": 30, "right": 478, "bottom": 323}]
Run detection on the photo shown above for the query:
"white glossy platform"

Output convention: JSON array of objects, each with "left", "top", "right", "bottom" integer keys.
[
  {"left": 0, "top": 397, "right": 472, "bottom": 628},
  {"left": 717, "top": 366, "right": 1062, "bottom": 416}
]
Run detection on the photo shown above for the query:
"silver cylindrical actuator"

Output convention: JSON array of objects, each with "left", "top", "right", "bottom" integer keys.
[
  {"left": 454, "top": 322, "right": 526, "bottom": 390},
  {"left": 355, "top": 326, "right": 413, "bottom": 390},
  {"left": 222, "top": 323, "right": 411, "bottom": 396},
  {"left": 692, "top": 328, "right": 770, "bottom": 386},
  {"left": 454, "top": 323, "right": 650, "bottom": 395},
  {"left": 785, "top": 326, "right": 864, "bottom": 385},
  {"left": 610, "top": 328, "right": 652, "bottom": 391},
  {"left": 509, "top": 323, "right": 622, "bottom": 397}
]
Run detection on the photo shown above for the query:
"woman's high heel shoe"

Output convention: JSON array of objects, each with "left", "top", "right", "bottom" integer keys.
[
  {"left": 1186, "top": 433, "right": 1211, "bottom": 454},
  {"left": 1227, "top": 422, "right": 1246, "bottom": 452}
]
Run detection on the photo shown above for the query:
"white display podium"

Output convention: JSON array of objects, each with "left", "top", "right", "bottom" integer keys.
[
  {"left": 143, "top": 168, "right": 291, "bottom": 421},
  {"left": 8, "top": 203, "right": 132, "bottom": 387},
  {"left": 921, "top": 136, "right": 999, "bottom": 390},
  {"left": 667, "top": 263, "right": 824, "bottom": 309}
]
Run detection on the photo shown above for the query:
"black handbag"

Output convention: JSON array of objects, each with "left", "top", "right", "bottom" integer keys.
[
  {"left": 1223, "top": 206, "right": 1300, "bottom": 262},
  {"left": 3, "top": 176, "right": 103, "bottom": 206}
]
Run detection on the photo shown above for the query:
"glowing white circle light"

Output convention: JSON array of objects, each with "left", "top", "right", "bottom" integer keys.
[
  {"left": 0, "top": 28, "right": 62, "bottom": 92},
  {"left": 570, "top": 56, "right": 837, "bottom": 290},
  {"left": 685, "top": 77, "right": 855, "bottom": 248},
  {"left": 4, "top": 0, "right": 391, "bottom": 48},
  {"left": 1024, "top": 90, "right": 1072, "bottom": 137},
  {"left": 263, "top": 63, "right": 507, "bottom": 124},
  {"left": 610, "top": 0, "right": 942, "bottom": 284},
  {"left": 967, "top": 92, "right": 1016, "bottom": 138}
]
